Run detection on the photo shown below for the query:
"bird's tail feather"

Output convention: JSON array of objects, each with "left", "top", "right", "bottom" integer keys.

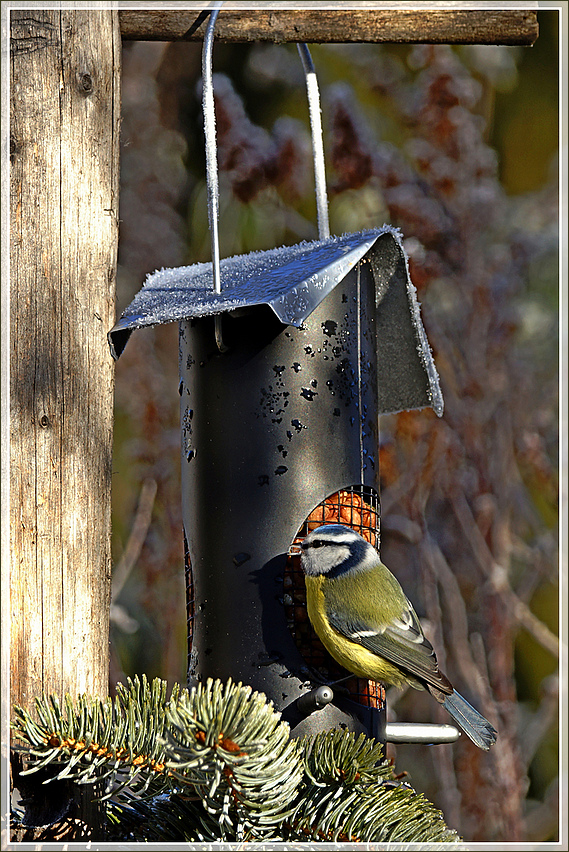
[{"left": 442, "top": 691, "right": 497, "bottom": 750}]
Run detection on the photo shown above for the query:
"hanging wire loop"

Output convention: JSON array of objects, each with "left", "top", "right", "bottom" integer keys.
[
  {"left": 202, "top": 7, "right": 222, "bottom": 294},
  {"left": 202, "top": 20, "right": 328, "bottom": 352},
  {"left": 297, "top": 43, "right": 330, "bottom": 241},
  {"left": 202, "top": 5, "right": 228, "bottom": 352}
]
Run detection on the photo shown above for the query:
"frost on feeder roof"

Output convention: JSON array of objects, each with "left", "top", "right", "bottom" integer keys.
[{"left": 109, "top": 226, "right": 443, "bottom": 417}]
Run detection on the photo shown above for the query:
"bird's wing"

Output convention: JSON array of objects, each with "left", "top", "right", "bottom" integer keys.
[{"left": 327, "top": 600, "right": 453, "bottom": 694}]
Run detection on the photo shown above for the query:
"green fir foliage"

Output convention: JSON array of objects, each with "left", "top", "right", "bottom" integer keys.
[{"left": 11, "top": 676, "right": 461, "bottom": 843}]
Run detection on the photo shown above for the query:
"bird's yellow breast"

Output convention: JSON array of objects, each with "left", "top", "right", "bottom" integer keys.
[{"left": 304, "top": 574, "right": 412, "bottom": 687}]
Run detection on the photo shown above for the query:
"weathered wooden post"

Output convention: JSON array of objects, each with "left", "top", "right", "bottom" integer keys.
[{"left": 9, "top": 9, "right": 120, "bottom": 838}]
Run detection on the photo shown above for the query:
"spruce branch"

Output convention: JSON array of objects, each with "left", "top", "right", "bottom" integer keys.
[
  {"left": 12, "top": 676, "right": 461, "bottom": 843},
  {"left": 107, "top": 793, "right": 220, "bottom": 842},
  {"left": 284, "top": 730, "right": 461, "bottom": 843},
  {"left": 164, "top": 678, "right": 303, "bottom": 840},
  {"left": 11, "top": 675, "right": 178, "bottom": 798}
]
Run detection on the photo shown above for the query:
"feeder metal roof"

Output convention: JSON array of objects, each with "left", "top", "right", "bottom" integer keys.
[{"left": 109, "top": 226, "right": 443, "bottom": 416}]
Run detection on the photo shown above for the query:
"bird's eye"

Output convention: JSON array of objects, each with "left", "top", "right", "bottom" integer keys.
[{"left": 312, "top": 540, "right": 324, "bottom": 548}]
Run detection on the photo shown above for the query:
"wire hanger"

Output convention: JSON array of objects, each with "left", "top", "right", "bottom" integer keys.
[{"left": 201, "top": 5, "right": 330, "bottom": 352}]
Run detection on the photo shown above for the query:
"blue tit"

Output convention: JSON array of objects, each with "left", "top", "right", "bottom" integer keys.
[{"left": 300, "top": 524, "right": 497, "bottom": 750}]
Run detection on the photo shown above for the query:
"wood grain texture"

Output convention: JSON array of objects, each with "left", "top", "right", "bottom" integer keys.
[
  {"left": 10, "top": 10, "right": 120, "bottom": 712},
  {"left": 119, "top": 9, "right": 538, "bottom": 45}
]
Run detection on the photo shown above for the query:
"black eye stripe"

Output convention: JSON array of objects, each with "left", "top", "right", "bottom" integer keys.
[
  {"left": 302, "top": 533, "right": 357, "bottom": 551},
  {"left": 304, "top": 537, "right": 355, "bottom": 548},
  {"left": 302, "top": 539, "right": 326, "bottom": 549}
]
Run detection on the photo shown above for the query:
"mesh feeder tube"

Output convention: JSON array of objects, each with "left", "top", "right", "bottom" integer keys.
[
  {"left": 109, "top": 227, "right": 444, "bottom": 740},
  {"left": 181, "top": 255, "right": 386, "bottom": 738}
]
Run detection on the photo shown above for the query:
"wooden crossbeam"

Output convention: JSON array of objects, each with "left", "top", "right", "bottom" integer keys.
[{"left": 119, "top": 9, "right": 538, "bottom": 45}]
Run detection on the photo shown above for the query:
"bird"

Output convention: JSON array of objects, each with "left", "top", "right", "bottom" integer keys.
[{"left": 299, "top": 524, "right": 497, "bottom": 750}]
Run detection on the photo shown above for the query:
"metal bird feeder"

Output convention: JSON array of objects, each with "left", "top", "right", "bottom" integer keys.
[{"left": 109, "top": 16, "right": 451, "bottom": 745}]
